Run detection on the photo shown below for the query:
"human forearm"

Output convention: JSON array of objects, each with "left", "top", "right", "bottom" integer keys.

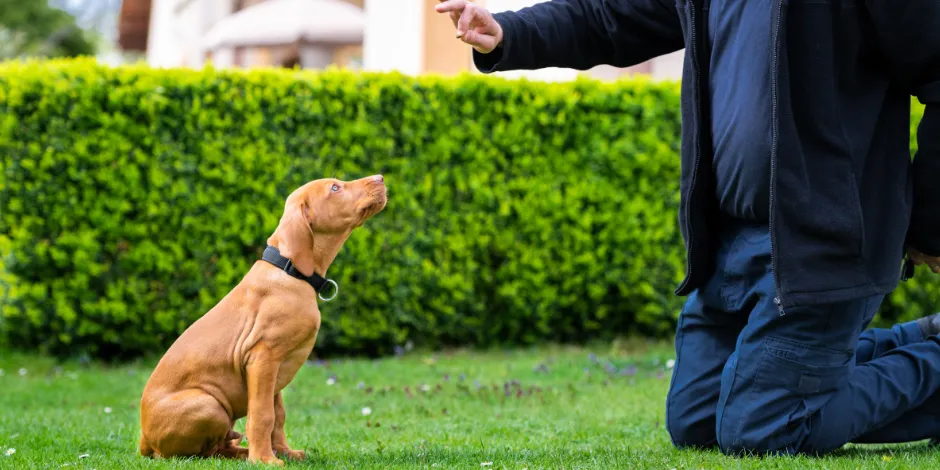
[
  {"left": 908, "top": 102, "right": 940, "bottom": 256},
  {"left": 864, "top": 0, "right": 940, "bottom": 255},
  {"left": 473, "top": 0, "right": 683, "bottom": 73}
]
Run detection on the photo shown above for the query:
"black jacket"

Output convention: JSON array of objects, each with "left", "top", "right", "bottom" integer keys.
[{"left": 474, "top": 0, "right": 940, "bottom": 310}]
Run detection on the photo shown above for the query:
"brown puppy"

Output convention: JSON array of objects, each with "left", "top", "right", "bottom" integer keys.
[{"left": 138, "top": 175, "right": 387, "bottom": 465}]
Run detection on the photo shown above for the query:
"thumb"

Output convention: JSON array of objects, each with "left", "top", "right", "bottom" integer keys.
[{"left": 461, "top": 30, "right": 497, "bottom": 52}]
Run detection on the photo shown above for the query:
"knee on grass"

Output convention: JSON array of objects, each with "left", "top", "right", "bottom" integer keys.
[
  {"left": 715, "top": 408, "right": 832, "bottom": 457},
  {"left": 665, "top": 413, "right": 718, "bottom": 449}
]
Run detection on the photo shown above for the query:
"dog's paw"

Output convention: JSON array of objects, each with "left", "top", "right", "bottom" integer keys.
[
  {"left": 249, "top": 455, "right": 284, "bottom": 466},
  {"left": 274, "top": 446, "right": 305, "bottom": 461}
]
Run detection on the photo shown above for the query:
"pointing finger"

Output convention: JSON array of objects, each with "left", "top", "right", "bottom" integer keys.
[{"left": 435, "top": 0, "right": 468, "bottom": 13}]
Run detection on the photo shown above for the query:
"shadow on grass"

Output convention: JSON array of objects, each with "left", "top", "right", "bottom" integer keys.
[
  {"left": 658, "top": 441, "right": 937, "bottom": 468},
  {"left": 834, "top": 441, "right": 934, "bottom": 457}
]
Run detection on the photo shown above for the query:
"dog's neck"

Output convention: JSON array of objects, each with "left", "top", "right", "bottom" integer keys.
[{"left": 270, "top": 232, "right": 349, "bottom": 278}]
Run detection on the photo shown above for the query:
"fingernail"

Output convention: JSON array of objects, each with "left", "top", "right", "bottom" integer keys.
[{"left": 456, "top": 31, "right": 462, "bottom": 38}]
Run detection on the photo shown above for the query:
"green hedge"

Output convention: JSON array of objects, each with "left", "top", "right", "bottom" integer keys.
[{"left": 0, "top": 59, "right": 931, "bottom": 360}]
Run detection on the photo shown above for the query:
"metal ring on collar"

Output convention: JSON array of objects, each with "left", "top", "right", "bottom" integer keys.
[{"left": 318, "top": 279, "right": 339, "bottom": 302}]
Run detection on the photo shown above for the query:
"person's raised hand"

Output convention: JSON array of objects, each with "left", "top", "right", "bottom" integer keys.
[
  {"left": 435, "top": 0, "right": 503, "bottom": 54},
  {"left": 907, "top": 246, "right": 940, "bottom": 273}
]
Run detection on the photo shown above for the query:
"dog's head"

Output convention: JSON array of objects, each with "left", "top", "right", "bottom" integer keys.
[{"left": 267, "top": 175, "right": 387, "bottom": 272}]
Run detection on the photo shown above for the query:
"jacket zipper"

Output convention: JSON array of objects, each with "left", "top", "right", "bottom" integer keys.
[
  {"left": 770, "top": 0, "right": 785, "bottom": 315},
  {"left": 676, "top": 1, "right": 703, "bottom": 295}
]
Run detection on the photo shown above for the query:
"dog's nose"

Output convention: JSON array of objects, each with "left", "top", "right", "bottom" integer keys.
[{"left": 374, "top": 175, "right": 384, "bottom": 183}]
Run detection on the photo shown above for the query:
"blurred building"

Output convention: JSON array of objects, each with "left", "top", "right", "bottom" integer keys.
[{"left": 118, "top": 0, "right": 682, "bottom": 81}]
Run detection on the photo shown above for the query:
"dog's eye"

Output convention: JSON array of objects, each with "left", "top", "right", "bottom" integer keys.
[{"left": 331, "top": 184, "right": 340, "bottom": 192}]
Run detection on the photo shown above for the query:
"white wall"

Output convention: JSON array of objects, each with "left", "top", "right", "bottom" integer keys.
[
  {"left": 362, "top": 0, "right": 424, "bottom": 75},
  {"left": 177, "top": 0, "right": 204, "bottom": 66},
  {"left": 300, "top": 46, "right": 335, "bottom": 69},
  {"left": 197, "top": 0, "right": 235, "bottom": 65},
  {"left": 147, "top": 0, "right": 234, "bottom": 68},
  {"left": 211, "top": 48, "right": 235, "bottom": 67},
  {"left": 147, "top": 0, "right": 185, "bottom": 67}
]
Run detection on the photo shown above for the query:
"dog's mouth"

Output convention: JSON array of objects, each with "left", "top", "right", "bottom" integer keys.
[{"left": 359, "top": 187, "right": 387, "bottom": 216}]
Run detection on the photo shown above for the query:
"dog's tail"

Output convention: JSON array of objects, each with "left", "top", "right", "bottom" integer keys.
[{"left": 139, "top": 435, "right": 155, "bottom": 458}]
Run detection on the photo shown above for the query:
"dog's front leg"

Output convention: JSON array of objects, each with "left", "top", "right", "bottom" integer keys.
[
  {"left": 272, "top": 392, "right": 305, "bottom": 460},
  {"left": 246, "top": 358, "right": 283, "bottom": 466}
]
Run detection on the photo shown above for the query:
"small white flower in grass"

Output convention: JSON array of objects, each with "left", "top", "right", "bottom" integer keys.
[
  {"left": 420, "top": 384, "right": 431, "bottom": 392},
  {"left": 480, "top": 462, "right": 493, "bottom": 467},
  {"left": 79, "top": 453, "right": 90, "bottom": 459},
  {"left": 326, "top": 377, "right": 336, "bottom": 386},
  {"left": 5, "top": 448, "right": 14, "bottom": 456},
  {"left": 361, "top": 407, "right": 372, "bottom": 416},
  {"left": 666, "top": 359, "right": 676, "bottom": 369},
  {"left": 103, "top": 407, "right": 112, "bottom": 414},
  {"left": 18, "top": 368, "right": 27, "bottom": 377}
]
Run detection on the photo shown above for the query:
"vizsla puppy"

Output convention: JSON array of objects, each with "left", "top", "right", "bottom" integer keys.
[{"left": 138, "top": 175, "right": 387, "bottom": 465}]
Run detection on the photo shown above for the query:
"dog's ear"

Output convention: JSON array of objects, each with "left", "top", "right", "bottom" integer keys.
[{"left": 267, "top": 200, "right": 313, "bottom": 262}]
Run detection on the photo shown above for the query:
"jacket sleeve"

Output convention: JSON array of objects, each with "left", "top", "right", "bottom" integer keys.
[
  {"left": 864, "top": 1, "right": 940, "bottom": 256},
  {"left": 473, "top": 0, "right": 684, "bottom": 73},
  {"left": 865, "top": 0, "right": 940, "bottom": 256},
  {"left": 909, "top": 93, "right": 940, "bottom": 256}
]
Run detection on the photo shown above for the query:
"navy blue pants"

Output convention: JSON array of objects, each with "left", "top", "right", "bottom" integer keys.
[{"left": 666, "top": 220, "right": 940, "bottom": 455}]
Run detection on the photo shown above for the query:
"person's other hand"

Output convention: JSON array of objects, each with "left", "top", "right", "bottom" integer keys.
[
  {"left": 435, "top": 0, "right": 503, "bottom": 54},
  {"left": 907, "top": 246, "right": 940, "bottom": 273}
]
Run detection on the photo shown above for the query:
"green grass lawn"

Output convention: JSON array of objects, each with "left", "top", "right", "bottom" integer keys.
[{"left": 0, "top": 340, "right": 936, "bottom": 469}]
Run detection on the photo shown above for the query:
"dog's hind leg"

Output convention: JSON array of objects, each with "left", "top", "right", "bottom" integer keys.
[
  {"left": 139, "top": 434, "right": 155, "bottom": 457},
  {"left": 205, "top": 429, "right": 249, "bottom": 461},
  {"left": 143, "top": 389, "right": 233, "bottom": 459},
  {"left": 212, "top": 440, "right": 250, "bottom": 460}
]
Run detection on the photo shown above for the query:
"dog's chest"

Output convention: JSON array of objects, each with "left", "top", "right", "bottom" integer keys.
[{"left": 275, "top": 336, "right": 318, "bottom": 391}]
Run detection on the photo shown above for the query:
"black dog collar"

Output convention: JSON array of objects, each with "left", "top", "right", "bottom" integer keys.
[{"left": 261, "top": 245, "right": 338, "bottom": 301}]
